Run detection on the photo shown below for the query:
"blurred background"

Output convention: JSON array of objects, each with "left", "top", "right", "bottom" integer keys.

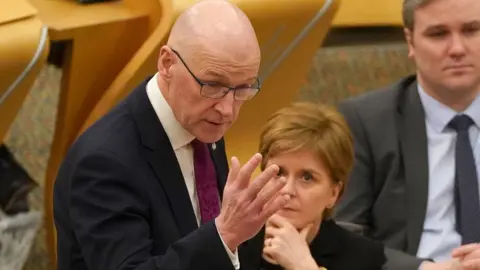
[{"left": 1, "top": 0, "right": 414, "bottom": 269}]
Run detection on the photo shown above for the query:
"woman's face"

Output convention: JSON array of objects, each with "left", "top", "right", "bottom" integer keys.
[{"left": 265, "top": 149, "right": 342, "bottom": 229}]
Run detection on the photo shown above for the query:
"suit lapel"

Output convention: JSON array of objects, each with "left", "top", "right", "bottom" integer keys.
[
  {"left": 397, "top": 79, "right": 429, "bottom": 254},
  {"left": 129, "top": 81, "right": 198, "bottom": 237},
  {"left": 146, "top": 146, "right": 198, "bottom": 236}
]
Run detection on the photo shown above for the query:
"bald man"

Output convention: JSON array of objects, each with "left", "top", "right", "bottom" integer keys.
[{"left": 53, "top": 1, "right": 290, "bottom": 269}]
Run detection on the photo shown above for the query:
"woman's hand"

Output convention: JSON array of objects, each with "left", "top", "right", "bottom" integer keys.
[{"left": 262, "top": 214, "right": 318, "bottom": 270}]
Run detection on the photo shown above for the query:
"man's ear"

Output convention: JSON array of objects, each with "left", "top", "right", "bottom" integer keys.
[
  {"left": 158, "top": 46, "right": 174, "bottom": 80},
  {"left": 404, "top": 28, "right": 415, "bottom": 59}
]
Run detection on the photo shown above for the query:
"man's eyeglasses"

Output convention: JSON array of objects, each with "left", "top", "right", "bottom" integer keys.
[{"left": 170, "top": 48, "right": 261, "bottom": 101}]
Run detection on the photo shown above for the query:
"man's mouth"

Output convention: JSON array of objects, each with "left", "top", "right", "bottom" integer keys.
[
  {"left": 444, "top": 64, "right": 473, "bottom": 71},
  {"left": 206, "top": 121, "right": 223, "bottom": 126}
]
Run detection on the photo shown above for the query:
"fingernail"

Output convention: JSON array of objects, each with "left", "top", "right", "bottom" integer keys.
[
  {"left": 284, "top": 194, "right": 291, "bottom": 200},
  {"left": 278, "top": 176, "right": 286, "bottom": 183}
]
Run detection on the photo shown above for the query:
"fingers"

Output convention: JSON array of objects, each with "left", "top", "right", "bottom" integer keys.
[
  {"left": 265, "top": 225, "right": 280, "bottom": 238},
  {"left": 464, "top": 247, "right": 480, "bottom": 262},
  {"left": 245, "top": 164, "right": 281, "bottom": 201},
  {"left": 252, "top": 178, "right": 287, "bottom": 214},
  {"left": 226, "top": 156, "right": 240, "bottom": 186},
  {"left": 452, "top": 243, "right": 480, "bottom": 258},
  {"left": 267, "top": 213, "right": 290, "bottom": 229},
  {"left": 453, "top": 244, "right": 480, "bottom": 270},
  {"left": 262, "top": 248, "right": 278, "bottom": 265},
  {"left": 462, "top": 259, "right": 480, "bottom": 270},
  {"left": 259, "top": 193, "right": 290, "bottom": 222},
  {"left": 235, "top": 153, "right": 263, "bottom": 189}
]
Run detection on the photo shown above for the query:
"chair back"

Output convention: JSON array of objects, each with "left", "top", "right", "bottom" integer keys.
[{"left": 0, "top": 0, "right": 50, "bottom": 142}]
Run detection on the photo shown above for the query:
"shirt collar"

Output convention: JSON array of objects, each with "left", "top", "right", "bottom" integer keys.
[
  {"left": 146, "top": 73, "right": 194, "bottom": 150},
  {"left": 417, "top": 83, "right": 480, "bottom": 132}
]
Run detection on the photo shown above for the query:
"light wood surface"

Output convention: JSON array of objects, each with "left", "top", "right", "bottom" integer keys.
[
  {"left": 333, "top": 0, "right": 403, "bottom": 26},
  {"left": 0, "top": 0, "right": 49, "bottom": 143},
  {"left": 29, "top": 0, "right": 146, "bottom": 39},
  {"left": 0, "top": 0, "right": 37, "bottom": 25},
  {"left": 28, "top": 0, "right": 167, "bottom": 267}
]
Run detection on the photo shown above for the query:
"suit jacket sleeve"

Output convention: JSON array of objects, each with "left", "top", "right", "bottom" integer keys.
[
  {"left": 69, "top": 150, "right": 234, "bottom": 270},
  {"left": 337, "top": 101, "right": 424, "bottom": 270}
]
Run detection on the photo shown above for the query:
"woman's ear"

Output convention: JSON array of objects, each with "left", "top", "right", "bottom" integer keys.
[{"left": 328, "top": 182, "right": 343, "bottom": 208}]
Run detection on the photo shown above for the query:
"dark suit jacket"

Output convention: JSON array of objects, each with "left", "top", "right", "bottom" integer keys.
[
  {"left": 241, "top": 219, "right": 386, "bottom": 270},
  {"left": 335, "top": 75, "right": 430, "bottom": 270},
  {"left": 53, "top": 78, "right": 236, "bottom": 270}
]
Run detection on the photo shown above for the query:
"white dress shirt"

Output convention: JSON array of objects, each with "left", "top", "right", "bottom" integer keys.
[
  {"left": 416, "top": 84, "right": 480, "bottom": 263},
  {"left": 146, "top": 74, "right": 240, "bottom": 269}
]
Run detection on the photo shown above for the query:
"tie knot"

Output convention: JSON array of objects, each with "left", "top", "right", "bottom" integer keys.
[
  {"left": 448, "top": 114, "right": 474, "bottom": 132},
  {"left": 191, "top": 139, "right": 207, "bottom": 152}
]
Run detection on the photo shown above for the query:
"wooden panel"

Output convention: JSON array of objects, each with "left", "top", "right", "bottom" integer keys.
[
  {"left": 0, "top": 0, "right": 37, "bottom": 25},
  {"left": 38, "top": 0, "right": 165, "bottom": 267},
  {"left": 0, "top": 17, "right": 49, "bottom": 142},
  {"left": 29, "top": 0, "right": 147, "bottom": 39},
  {"left": 333, "top": 0, "right": 403, "bottom": 27}
]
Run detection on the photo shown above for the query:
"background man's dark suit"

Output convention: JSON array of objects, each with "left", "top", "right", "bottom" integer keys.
[
  {"left": 335, "top": 75, "right": 430, "bottom": 269},
  {"left": 54, "top": 79, "right": 236, "bottom": 270}
]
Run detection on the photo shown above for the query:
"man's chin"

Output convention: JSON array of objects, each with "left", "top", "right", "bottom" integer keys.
[
  {"left": 194, "top": 128, "right": 225, "bottom": 143},
  {"left": 442, "top": 75, "right": 480, "bottom": 91}
]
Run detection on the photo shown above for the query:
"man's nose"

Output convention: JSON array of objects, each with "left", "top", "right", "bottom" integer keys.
[
  {"left": 214, "top": 91, "right": 235, "bottom": 118},
  {"left": 448, "top": 33, "right": 467, "bottom": 57}
]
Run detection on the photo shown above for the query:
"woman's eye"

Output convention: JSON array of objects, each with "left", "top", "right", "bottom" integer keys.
[{"left": 302, "top": 172, "right": 313, "bottom": 181}]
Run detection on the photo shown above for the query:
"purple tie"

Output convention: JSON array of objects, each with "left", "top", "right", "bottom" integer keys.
[{"left": 191, "top": 139, "right": 220, "bottom": 224}]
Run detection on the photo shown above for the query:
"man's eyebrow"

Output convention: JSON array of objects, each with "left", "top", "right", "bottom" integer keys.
[
  {"left": 204, "top": 71, "right": 258, "bottom": 84},
  {"left": 423, "top": 20, "right": 480, "bottom": 32},
  {"left": 204, "top": 71, "right": 229, "bottom": 81},
  {"left": 423, "top": 24, "right": 446, "bottom": 32},
  {"left": 464, "top": 20, "right": 480, "bottom": 27}
]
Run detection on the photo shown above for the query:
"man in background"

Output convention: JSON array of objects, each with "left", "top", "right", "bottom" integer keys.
[{"left": 336, "top": 0, "right": 480, "bottom": 269}]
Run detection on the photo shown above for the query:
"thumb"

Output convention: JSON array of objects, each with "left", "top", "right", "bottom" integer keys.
[{"left": 300, "top": 223, "right": 313, "bottom": 240}]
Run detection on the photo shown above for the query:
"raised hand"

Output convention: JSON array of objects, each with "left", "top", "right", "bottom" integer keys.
[{"left": 215, "top": 154, "right": 291, "bottom": 251}]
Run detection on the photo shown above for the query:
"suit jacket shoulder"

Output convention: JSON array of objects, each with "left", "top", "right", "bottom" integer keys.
[{"left": 339, "top": 75, "right": 417, "bottom": 125}]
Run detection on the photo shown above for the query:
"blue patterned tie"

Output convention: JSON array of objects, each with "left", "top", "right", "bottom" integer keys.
[
  {"left": 448, "top": 114, "right": 480, "bottom": 244},
  {"left": 191, "top": 139, "right": 220, "bottom": 224}
]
